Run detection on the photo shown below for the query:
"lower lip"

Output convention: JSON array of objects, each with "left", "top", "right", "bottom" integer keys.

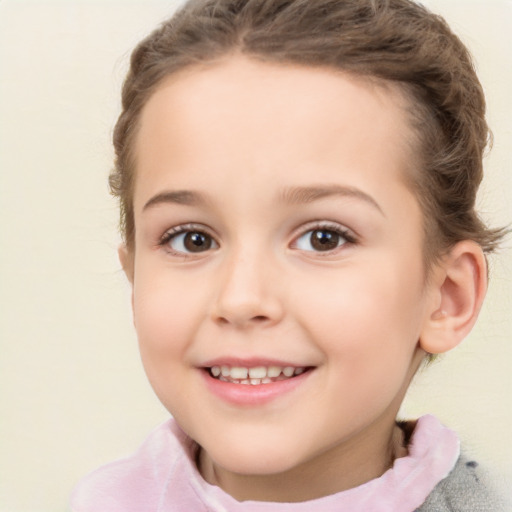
[{"left": 201, "top": 369, "right": 313, "bottom": 406}]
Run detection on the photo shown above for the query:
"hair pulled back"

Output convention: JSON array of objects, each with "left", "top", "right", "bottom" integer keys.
[{"left": 111, "top": 0, "right": 505, "bottom": 260}]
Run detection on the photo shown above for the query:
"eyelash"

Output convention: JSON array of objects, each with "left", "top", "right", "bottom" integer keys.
[
  {"left": 158, "top": 223, "right": 218, "bottom": 257},
  {"left": 158, "top": 221, "right": 357, "bottom": 257},
  {"left": 291, "top": 221, "right": 357, "bottom": 255}
]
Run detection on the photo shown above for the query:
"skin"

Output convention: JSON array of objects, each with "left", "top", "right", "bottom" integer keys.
[{"left": 120, "top": 57, "right": 487, "bottom": 502}]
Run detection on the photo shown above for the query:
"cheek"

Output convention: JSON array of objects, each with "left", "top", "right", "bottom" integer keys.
[
  {"left": 132, "top": 269, "right": 200, "bottom": 360},
  {"left": 303, "top": 272, "right": 424, "bottom": 419},
  {"left": 131, "top": 274, "right": 196, "bottom": 410},
  {"left": 297, "top": 261, "right": 426, "bottom": 363}
]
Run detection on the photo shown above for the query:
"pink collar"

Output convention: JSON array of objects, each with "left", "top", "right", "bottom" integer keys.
[
  {"left": 165, "top": 414, "right": 460, "bottom": 511},
  {"left": 71, "top": 415, "right": 460, "bottom": 512}
]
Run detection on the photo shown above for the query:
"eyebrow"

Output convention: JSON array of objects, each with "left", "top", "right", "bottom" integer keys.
[
  {"left": 142, "top": 185, "right": 384, "bottom": 216},
  {"left": 280, "top": 185, "right": 385, "bottom": 216},
  {"left": 143, "top": 190, "right": 207, "bottom": 211}
]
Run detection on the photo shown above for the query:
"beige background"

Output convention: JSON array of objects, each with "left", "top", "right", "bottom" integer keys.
[{"left": 0, "top": 1, "right": 510, "bottom": 511}]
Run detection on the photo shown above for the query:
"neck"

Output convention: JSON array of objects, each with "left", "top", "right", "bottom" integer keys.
[{"left": 198, "top": 413, "right": 408, "bottom": 503}]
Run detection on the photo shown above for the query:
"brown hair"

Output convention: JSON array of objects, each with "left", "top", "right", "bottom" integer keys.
[{"left": 110, "top": 0, "right": 505, "bottom": 259}]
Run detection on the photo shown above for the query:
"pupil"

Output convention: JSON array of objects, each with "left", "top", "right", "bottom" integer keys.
[
  {"left": 184, "top": 232, "right": 211, "bottom": 252},
  {"left": 311, "top": 230, "right": 339, "bottom": 251}
]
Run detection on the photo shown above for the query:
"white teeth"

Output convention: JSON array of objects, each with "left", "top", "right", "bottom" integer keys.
[
  {"left": 248, "top": 366, "right": 267, "bottom": 379},
  {"left": 210, "top": 365, "right": 308, "bottom": 383},
  {"left": 230, "top": 367, "right": 249, "bottom": 379},
  {"left": 283, "top": 366, "right": 295, "bottom": 377},
  {"left": 267, "top": 366, "right": 282, "bottom": 378}
]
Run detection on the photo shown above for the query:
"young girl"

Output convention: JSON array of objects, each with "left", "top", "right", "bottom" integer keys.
[{"left": 71, "top": 0, "right": 508, "bottom": 510}]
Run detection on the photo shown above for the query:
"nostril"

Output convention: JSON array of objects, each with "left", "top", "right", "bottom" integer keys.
[{"left": 214, "top": 314, "right": 270, "bottom": 327}]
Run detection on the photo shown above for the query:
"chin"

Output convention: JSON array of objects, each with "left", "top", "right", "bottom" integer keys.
[{"left": 204, "top": 440, "right": 305, "bottom": 476}]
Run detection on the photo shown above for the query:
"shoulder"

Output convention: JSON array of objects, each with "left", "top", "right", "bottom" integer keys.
[
  {"left": 70, "top": 419, "right": 192, "bottom": 512},
  {"left": 417, "top": 452, "right": 508, "bottom": 512}
]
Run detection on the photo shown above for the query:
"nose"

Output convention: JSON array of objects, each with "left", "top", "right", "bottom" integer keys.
[{"left": 211, "top": 249, "right": 285, "bottom": 329}]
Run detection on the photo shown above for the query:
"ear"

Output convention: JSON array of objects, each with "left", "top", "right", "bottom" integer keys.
[
  {"left": 118, "top": 243, "right": 135, "bottom": 285},
  {"left": 420, "top": 241, "right": 487, "bottom": 355},
  {"left": 118, "top": 244, "right": 136, "bottom": 327}
]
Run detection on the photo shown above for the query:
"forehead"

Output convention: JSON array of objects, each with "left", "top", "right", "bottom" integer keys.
[{"left": 134, "top": 57, "right": 417, "bottom": 211}]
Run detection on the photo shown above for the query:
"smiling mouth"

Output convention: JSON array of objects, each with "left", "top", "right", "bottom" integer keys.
[{"left": 206, "top": 365, "right": 312, "bottom": 385}]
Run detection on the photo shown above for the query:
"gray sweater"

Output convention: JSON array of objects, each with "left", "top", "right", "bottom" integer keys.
[{"left": 417, "top": 454, "right": 508, "bottom": 511}]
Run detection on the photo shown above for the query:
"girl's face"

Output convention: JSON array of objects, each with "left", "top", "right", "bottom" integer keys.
[{"left": 127, "top": 57, "right": 438, "bottom": 495}]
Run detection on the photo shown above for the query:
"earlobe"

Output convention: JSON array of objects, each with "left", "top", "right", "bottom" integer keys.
[
  {"left": 420, "top": 241, "right": 487, "bottom": 355},
  {"left": 118, "top": 244, "right": 135, "bottom": 284}
]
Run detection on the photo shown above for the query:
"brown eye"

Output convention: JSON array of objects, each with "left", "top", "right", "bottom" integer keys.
[
  {"left": 294, "top": 227, "right": 350, "bottom": 252},
  {"left": 183, "top": 232, "right": 213, "bottom": 252},
  {"left": 165, "top": 229, "right": 218, "bottom": 254},
  {"left": 310, "top": 230, "right": 341, "bottom": 251}
]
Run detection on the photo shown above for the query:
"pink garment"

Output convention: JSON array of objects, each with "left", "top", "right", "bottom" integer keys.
[{"left": 71, "top": 415, "right": 460, "bottom": 511}]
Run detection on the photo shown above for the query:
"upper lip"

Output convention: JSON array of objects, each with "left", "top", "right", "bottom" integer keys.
[{"left": 200, "top": 357, "right": 312, "bottom": 368}]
